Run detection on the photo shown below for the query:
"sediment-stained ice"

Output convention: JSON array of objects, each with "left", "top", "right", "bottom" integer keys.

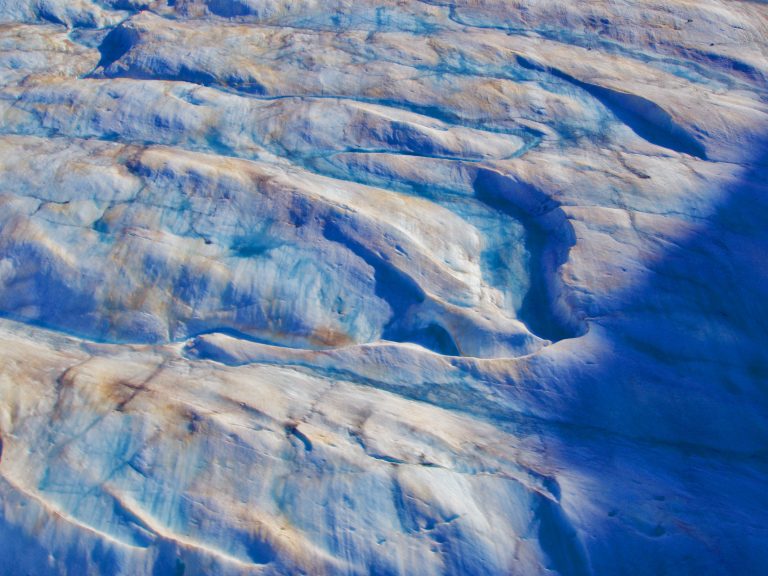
[{"left": 0, "top": 1, "right": 767, "bottom": 575}]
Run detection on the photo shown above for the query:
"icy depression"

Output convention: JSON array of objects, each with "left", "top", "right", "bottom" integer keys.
[{"left": 0, "top": 0, "right": 767, "bottom": 574}]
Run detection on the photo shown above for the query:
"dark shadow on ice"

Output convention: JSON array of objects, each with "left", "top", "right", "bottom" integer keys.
[
  {"left": 534, "top": 131, "right": 768, "bottom": 575},
  {"left": 562, "top": 137, "right": 768, "bottom": 453}
]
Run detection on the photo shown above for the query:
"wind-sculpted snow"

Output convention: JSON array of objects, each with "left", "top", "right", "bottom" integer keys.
[{"left": 0, "top": 1, "right": 767, "bottom": 575}]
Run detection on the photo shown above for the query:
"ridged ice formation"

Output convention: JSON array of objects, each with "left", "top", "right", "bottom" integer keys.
[{"left": 0, "top": 1, "right": 767, "bottom": 575}]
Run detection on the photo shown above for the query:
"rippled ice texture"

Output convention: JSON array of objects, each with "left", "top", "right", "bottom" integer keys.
[{"left": 0, "top": 1, "right": 767, "bottom": 575}]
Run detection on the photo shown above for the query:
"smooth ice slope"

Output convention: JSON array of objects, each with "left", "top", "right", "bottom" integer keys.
[{"left": 0, "top": 1, "right": 767, "bottom": 575}]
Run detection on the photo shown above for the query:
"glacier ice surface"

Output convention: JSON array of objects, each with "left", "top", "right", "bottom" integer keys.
[{"left": 0, "top": 0, "right": 767, "bottom": 574}]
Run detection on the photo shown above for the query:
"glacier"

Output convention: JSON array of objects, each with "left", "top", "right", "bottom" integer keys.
[{"left": 0, "top": 0, "right": 767, "bottom": 574}]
